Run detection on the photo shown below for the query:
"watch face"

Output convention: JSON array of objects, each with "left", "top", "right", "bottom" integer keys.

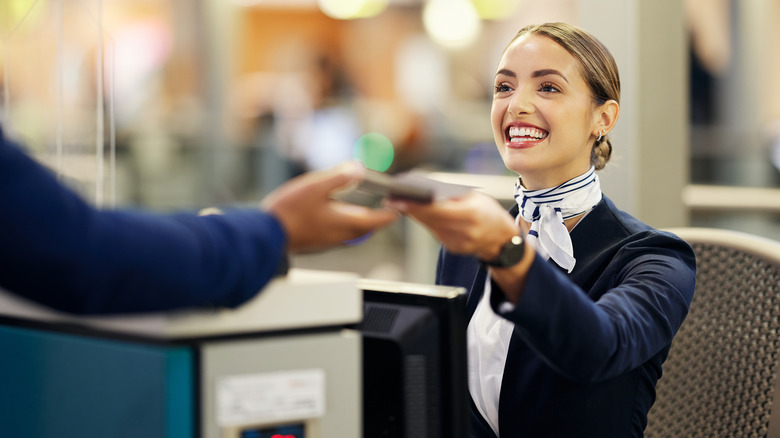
[{"left": 496, "top": 236, "right": 525, "bottom": 267}]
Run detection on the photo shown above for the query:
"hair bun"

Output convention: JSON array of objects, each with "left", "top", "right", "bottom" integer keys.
[{"left": 591, "top": 138, "right": 612, "bottom": 170}]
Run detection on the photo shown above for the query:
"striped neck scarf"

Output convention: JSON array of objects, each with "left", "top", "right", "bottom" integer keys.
[{"left": 514, "top": 166, "right": 602, "bottom": 273}]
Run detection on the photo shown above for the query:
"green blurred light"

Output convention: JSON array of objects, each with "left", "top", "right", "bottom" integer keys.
[{"left": 354, "top": 132, "right": 394, "bottom": 172}]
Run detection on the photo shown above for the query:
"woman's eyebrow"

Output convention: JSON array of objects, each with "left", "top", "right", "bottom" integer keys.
[
  {"left": 495, "top": 68, "right": 569, "bottom": 84},
  {"left": 495, "top": 68, "right": 515, "bottom": 78},
  {"left": 532, "top": 69, "right": 569, "bottom": 83}
]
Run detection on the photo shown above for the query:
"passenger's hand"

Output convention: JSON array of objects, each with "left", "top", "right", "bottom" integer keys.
[
  {"left": 386, "top": 191, "right": 519, "bottom": 262},
  {"left": 262, "top": 162, "right": 399, "bottom": 253}
]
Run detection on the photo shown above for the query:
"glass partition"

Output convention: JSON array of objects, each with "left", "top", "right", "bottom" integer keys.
[{"left": 2, "top": 0, "right": 115, "bottom": 206}]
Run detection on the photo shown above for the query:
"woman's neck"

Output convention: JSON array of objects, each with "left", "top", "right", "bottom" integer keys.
[{"left": 518, "top": 165, "right": 592, "bottom": 191}]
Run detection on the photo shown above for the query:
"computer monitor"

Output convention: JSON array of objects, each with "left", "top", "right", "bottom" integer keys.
[{"left": 356, "top": 279, "right": 470, "bottom": 438}]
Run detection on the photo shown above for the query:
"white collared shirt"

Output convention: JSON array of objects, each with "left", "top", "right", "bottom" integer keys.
[{"left": 467, "top": 275, "right": 514, "bottom": 437}]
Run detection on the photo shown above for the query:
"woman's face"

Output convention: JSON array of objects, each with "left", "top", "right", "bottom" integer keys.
[{"left": 491, "top": 34, "right": 600, "bottom": 189}]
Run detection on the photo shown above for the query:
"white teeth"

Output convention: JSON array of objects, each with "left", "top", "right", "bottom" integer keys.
[{"left": 508, "top": 126, "right": 547, "bottom": 140}]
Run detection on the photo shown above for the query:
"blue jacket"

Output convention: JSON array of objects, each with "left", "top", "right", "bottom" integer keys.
[
  {"left": 0, "top": 127, "right": 286, "bottom": 314},
  {"left": 437, "top": 197, "right": 696, "bottom": 437}
]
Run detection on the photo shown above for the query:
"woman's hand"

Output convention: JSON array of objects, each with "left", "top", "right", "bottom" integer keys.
[
  {"left": 387, "top": 191, "right": 534, "bottom": 304},
  {"left": 262, "top": 162, "right": 399, "bottom": 253},
  {"left": 386, "top": 191, "right": 519, "bottom": 262}
]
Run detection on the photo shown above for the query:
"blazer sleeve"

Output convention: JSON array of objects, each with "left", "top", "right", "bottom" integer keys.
[
  {"left": 0, "top": 129, "right": 287, "bottom": 314},
  {"left": 490, "top": 233, "right": 696, "bottom": 383}
]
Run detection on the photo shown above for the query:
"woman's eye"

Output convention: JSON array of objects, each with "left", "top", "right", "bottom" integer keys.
[
  {"left": 494, "top": 83, "right": 512, "bottom": 93},
  {"left": 539, "top": 82, "right": 560, "bottom": 93}
]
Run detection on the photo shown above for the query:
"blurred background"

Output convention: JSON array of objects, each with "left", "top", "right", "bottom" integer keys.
[{"left": 1, "top": 0, "right": 779, "bottom": 283}]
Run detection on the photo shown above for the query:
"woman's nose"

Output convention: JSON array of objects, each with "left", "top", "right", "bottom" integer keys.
[{"left": 508, "top": 89, "right": 534, "bottom": 115}]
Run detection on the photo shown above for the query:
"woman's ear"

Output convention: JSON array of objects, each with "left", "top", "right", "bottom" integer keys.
[{"left": 593, "top": 99, "right": 619, "bottom": 136}]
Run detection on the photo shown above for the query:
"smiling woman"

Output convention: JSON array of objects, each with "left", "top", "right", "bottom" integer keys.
[
  {"left": 386, "top": 22, "right": 696, "bottom": 438},
  {"left": 490, "top": 26, "right": 620, "bottom": 190}
]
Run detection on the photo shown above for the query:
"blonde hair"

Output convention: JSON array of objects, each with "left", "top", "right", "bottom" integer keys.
[{"left": 508, "top": 22, "right": 620, "bottom": 170}]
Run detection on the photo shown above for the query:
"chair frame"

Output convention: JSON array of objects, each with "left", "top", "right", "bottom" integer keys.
[
  {"left": 665, "top": 227, "right": 780, "bottom": 268},
  {"left": 650, "top": 227, "right": 780, "bottom": 437}
]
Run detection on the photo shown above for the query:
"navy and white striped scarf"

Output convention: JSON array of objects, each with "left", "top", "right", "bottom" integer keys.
[{"left": 513, "top": 166, "right": 601, "bottom": 273}]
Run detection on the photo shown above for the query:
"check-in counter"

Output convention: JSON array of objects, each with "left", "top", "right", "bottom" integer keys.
[{"left": 0, "top": 269, "right": 362, "bottom": 438}]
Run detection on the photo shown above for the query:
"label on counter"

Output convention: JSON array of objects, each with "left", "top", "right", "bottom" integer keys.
[{"left": 216, "top": 368, "right": 325, "bottom": 426}]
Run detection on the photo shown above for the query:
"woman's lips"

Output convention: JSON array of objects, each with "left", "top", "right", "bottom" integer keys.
[{"left": 506, "top": 125, "right": 548, "bottom": 147}]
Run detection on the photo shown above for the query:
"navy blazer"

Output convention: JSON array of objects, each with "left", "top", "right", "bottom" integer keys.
[
  {"left": 0, "top": 127, "right": 286, "bottom": 314},
  {"left": 437, "top": 197, "right": 696, "bottom": 437}
]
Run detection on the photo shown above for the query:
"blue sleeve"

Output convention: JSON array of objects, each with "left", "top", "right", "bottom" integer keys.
[
  {"left": 0, "top": 129, "right": 287, "bottom": 314},
  {"left": 491, "top": 235, "right": 696, "bottom": 383}
]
